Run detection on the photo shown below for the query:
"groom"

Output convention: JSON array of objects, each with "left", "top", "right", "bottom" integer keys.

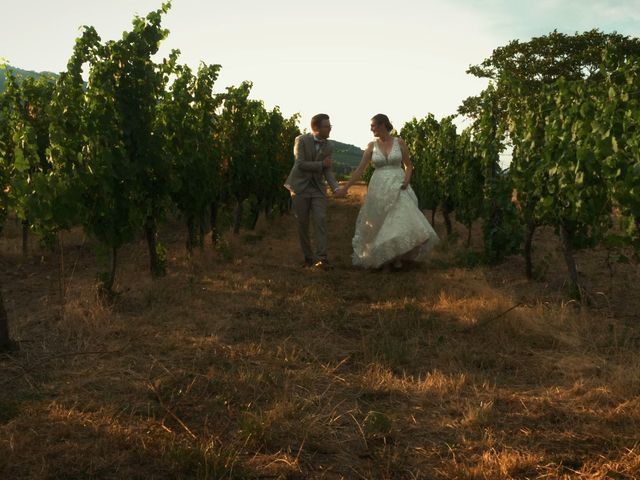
[{"left": 285, "top": 113, "right": 344, "bottom": 269}]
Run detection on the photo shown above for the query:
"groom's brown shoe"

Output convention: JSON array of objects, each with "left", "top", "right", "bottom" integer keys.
[
  {"left": 314, "top": 259, "right": 334, "bottom": 270},
  {"left": 301, "top": 258, "right": 314, "bottom": 268}
]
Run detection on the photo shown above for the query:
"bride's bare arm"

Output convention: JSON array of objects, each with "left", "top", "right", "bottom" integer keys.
[
  {"left": 398, "top": 138, "right": 412, "bottom": 189},
  {"left": 341, "top": 142, "right": 374, "bottom": 192}
]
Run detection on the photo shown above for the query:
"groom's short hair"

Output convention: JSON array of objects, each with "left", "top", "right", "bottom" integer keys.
[{"left": 311, "top": 113, "right": 330, "bottom": 130}]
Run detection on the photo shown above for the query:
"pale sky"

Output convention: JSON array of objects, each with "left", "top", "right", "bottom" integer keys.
[{"left": 2, "top": 0, "right": 639, "bottom": 149}]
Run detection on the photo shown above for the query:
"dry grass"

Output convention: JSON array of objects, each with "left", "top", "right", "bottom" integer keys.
[{"left": 1, "top": 183, "right": 639, "bottom": 479}]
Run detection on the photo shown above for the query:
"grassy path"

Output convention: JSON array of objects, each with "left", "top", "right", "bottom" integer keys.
[{"left": 1, "top": 186, "right": 639, "bottom": 479}]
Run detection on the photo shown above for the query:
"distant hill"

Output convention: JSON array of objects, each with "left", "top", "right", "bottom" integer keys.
[
  {"left": 329, "top": 139, "right": 364, "bottom": 177},
  {"left": 0, "top": 65, "right": 59, "bottom": 93}
]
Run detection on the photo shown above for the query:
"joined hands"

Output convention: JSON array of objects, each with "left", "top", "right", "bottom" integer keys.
[{"left": 333, "top": 187, "right": 348, "bottom": 198}]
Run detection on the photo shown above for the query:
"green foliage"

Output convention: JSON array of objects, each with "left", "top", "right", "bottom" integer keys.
[
  {"left": 219, "top": 81, "right": 261, "bottom": 205},
  {"left": 538, "top": 78, "right": 611, "bottom": 244},
  {"left": 454, "top": 128, "right": 484, "bottom": 235},
  {"left": 405, "top": 86, "right": 519, "bottom": 262},
  {"left": 462, "top": 29, "right": 640, "bottom": 289},
  {"left": 402, "top": 97, "right": 499, "bottom": 259},
  {"left": 1, "top": 69, "right": 62, "bottom": 246},
  {"left": 160, "top": 61, "right": 222, "bottom": 250},
  {"left": 219, "top": 81, "right": 299, "bottom": 233},
  {"left": 400, "top": 114, "right": 441, "bottom": 211},
  {"left": 467, "top": 29, "right": 640, "bottom": 85},
  {"left": 475, "top": 85, "right": 521, "bottom": 263},
  {"left": 77, "top": 5, "right": 173, "bottom": 282},
  {"left": 0, "top": 73, "right": 15, "bottom": 232},
  {"left": 597, "top": 51, "right": 640, "bottom": 254}
]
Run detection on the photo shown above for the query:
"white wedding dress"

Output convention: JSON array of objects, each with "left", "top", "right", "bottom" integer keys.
[{"left": 352, "top": 137, "right": 440, "bottom": 268}]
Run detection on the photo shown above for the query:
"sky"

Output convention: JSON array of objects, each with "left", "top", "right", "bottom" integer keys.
[{"left": 2, "top": 0, "right": 640, "bottom": 150}]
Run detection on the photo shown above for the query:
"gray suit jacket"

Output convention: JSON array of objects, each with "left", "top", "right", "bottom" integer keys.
[{"left": 284, "top": 133, "right": 339, "bottom": 197}]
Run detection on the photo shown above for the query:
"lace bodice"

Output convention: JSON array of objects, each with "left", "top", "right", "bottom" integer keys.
[{"left": 372, "top": 137, "right": 402, "bottom": 169}]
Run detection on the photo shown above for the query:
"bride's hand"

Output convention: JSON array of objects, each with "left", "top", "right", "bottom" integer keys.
[{"left": 400, "top": 180, "right": 409, "bottom": 190}]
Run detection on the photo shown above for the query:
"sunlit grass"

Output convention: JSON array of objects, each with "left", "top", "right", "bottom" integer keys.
[{"left": 1, "top": 185, "right": 639, "bottom": 479}]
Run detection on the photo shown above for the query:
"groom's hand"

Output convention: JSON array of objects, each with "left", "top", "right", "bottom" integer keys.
[
  {"left": 323, "top": 156, "right": 332, "bottom": 168},
  {"left": 333, "top": 187, "right": 347, "bottom": 198}
]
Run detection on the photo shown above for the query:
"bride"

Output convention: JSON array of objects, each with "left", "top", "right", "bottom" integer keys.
[{"left": 335, "top": 114, "right": 439, "bottom": 269}]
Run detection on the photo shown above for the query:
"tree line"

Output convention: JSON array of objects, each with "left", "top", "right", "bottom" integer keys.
[{"left": 402, "top": 30, "right": 640, "bottom": 299}]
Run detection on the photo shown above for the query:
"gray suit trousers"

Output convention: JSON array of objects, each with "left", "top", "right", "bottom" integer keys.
[{"left": 293, "top": 191, "right": 328, "bottom": 262}]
